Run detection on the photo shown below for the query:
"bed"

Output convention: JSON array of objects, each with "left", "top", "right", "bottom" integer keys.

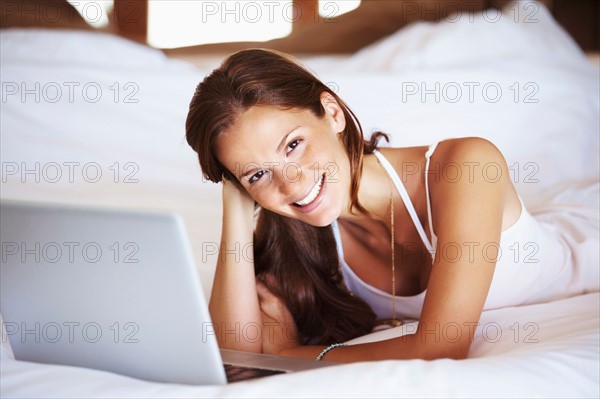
[{"left": 1, "top": 1, "right": 598, "bottom": 397}]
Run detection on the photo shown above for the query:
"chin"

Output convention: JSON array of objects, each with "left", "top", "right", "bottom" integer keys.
[
  {"left": 299, "top": 206, "right": 341, "bottom": 228},
  {"left": 302, "top": 218, "right": 331, "bottom": 228}
]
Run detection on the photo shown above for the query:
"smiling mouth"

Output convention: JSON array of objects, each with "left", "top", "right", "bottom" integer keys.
[{"left": 292, "top": 173, "right": 325, "bottom": 207}]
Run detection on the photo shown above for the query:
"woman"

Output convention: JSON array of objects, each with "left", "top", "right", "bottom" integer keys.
[{"left": 185, "top": 48, "right": 593, "bottom": 363}]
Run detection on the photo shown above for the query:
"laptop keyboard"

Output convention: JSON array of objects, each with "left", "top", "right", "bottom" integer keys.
[{"left": 224, "top": 363, "right": 286, "bottom": 383}]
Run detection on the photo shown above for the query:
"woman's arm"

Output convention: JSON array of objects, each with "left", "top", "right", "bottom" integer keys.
[
  {"left": 208, "top": 180, "right": 263, "bottom": 353},
  {"left": 276, "top": 137, "right": 511, "bottom": 362}
]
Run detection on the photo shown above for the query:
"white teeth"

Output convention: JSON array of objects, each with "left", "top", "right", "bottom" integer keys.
[{"left": 295, "top": 174, "right": 324, "bottom": 207}]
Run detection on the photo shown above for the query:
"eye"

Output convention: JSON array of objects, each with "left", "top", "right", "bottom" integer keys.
[
  {"left": 248, "top": 170, "right": 266, "bottom": 184},
  {"left": 286, "top": 139, "right": 302, "bottom": 155}
]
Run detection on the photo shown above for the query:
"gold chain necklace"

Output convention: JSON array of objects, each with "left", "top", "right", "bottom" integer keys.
[{"left": 375, "top": 156, "right": 403, "bottom": 328}]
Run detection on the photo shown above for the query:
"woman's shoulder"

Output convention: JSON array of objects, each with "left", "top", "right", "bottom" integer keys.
[
  {"left": 422, "top": 137, "right": 519, "bottom": 233},
  {"left": 378, "top": 137, "right": 517, "bottom": 229},
  {"left": 431, "top": 137, "right": 505, "bottom": 164},
  {"left": 376, "top": 136, "right": 507, "bottom": 173}
]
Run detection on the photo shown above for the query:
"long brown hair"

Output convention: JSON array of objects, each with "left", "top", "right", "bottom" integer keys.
[{"left": 186, "top": 48, "right": 389, "bottom": 345}]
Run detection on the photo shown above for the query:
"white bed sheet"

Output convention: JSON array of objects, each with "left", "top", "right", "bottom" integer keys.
[
  {"left": 1, "top": 0, "right": 598, "bottom": 397},
  {"left": 2, "top": 292, "right": 598, "bottom": 398}
]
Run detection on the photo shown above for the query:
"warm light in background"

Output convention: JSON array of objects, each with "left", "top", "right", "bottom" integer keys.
[
  {"left": 148, "top": 0, "right": 361, "bottom": 48},
  {"left": 148, "top": 0, "right": 294, "bottom": 48},
  {"left": 319, "top": 0, "right": 360, "bottom": 18},
  {"left": 66, "top": 0, "right": 362, "bottom": 49},
  {"left": 66, "top": 0, "right": 113, "bottom": 28}
]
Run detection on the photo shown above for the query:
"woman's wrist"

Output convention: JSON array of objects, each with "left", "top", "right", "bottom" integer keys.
[{"left": 316, "top": 343, "right": 347, "bottom": 361}]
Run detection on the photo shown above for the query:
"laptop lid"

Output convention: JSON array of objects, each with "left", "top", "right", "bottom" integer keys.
[{"left": 0, "top": 200, "right": 227, "bottom": 385}]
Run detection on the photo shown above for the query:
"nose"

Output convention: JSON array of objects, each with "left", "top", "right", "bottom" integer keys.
[{"left": 275, "top": 163, "right": 306, "bottom": 200}]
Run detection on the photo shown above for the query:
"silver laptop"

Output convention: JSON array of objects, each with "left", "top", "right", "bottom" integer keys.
[{"left": 0, "top": 200, "right": 334, "bottom": 385}]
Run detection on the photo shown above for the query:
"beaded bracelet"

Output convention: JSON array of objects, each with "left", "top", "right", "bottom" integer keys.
[{"left": 316, "top": 343, "right": 347, "bottom": 361}]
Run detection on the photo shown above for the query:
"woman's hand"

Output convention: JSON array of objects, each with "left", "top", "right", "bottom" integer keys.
[
  {"left": 256, "top": 278, "right": 300, "bottom": 356},
  {"left": 221, "top": 178, "right": 255, "bottom": 215}
]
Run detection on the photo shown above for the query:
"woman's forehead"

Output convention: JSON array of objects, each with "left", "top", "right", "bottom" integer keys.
[
  {"left": 218, "top": 106, "right": 315, "bottom": 147},
  {"left": 233, "top": 105, "right": 309, "bottom": 131}
]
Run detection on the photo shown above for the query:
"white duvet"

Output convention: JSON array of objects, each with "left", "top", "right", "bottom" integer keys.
[{"left": 1, "top": 1, "right": 598, "bottom": 397}]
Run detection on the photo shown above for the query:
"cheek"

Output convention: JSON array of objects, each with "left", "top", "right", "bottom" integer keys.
[
  {"left": 328, "top": 143, "right": 351, "bottom": 183},
  {"left": 247, "top": 187, "right": 276, "bottom": 209},
  {"left": 303, "top": 137, "right": 350, "bottom": 187},
  {"left": 303, "top": 138, "right": 337, "bottom": 169}
]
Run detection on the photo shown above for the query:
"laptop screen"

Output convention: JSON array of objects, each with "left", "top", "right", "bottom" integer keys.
[{"left": 0, "top": 200, "right": 227, "bottom": 385}]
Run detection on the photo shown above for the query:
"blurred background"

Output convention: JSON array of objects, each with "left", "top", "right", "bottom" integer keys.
[{"left": 1, "top": 0, "right": 598, "bottom": 60}]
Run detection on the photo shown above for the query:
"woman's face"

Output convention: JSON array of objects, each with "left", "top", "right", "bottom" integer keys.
[{"left": 215, "top": 92, "right": 351, "bottom": 227}]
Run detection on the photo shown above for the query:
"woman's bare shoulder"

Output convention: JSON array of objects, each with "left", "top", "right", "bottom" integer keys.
[
  {"left": 376, "top": 137, "right": 505, "bottom": 176},
  {"left": 429, "top": 137, "right": 510, "bottom": 192},
  {"left": 426, "top": 137, "right": 522, "bottom": 232},
  {"left": 432, "top": 136, "right": 504, "bottom": 161}
]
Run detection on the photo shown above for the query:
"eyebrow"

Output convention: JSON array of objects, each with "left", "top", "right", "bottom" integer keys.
[{"left": 240, "top": 126, "right": 301, "bottom": 180}]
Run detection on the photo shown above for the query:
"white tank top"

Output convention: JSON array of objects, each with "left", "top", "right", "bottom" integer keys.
[{"left": 330, "top": 142, "right": 598, "bottom": 321}]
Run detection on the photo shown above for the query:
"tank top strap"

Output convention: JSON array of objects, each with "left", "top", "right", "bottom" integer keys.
[
  {"left": 373, "top": 149, "right": 434, "bottom": 254},
  {"left": 424, "top": 141, "right": 440, "bottom": 247},
  {"left": 330, "top": 219, "right": 345, "bottom": 258}
]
